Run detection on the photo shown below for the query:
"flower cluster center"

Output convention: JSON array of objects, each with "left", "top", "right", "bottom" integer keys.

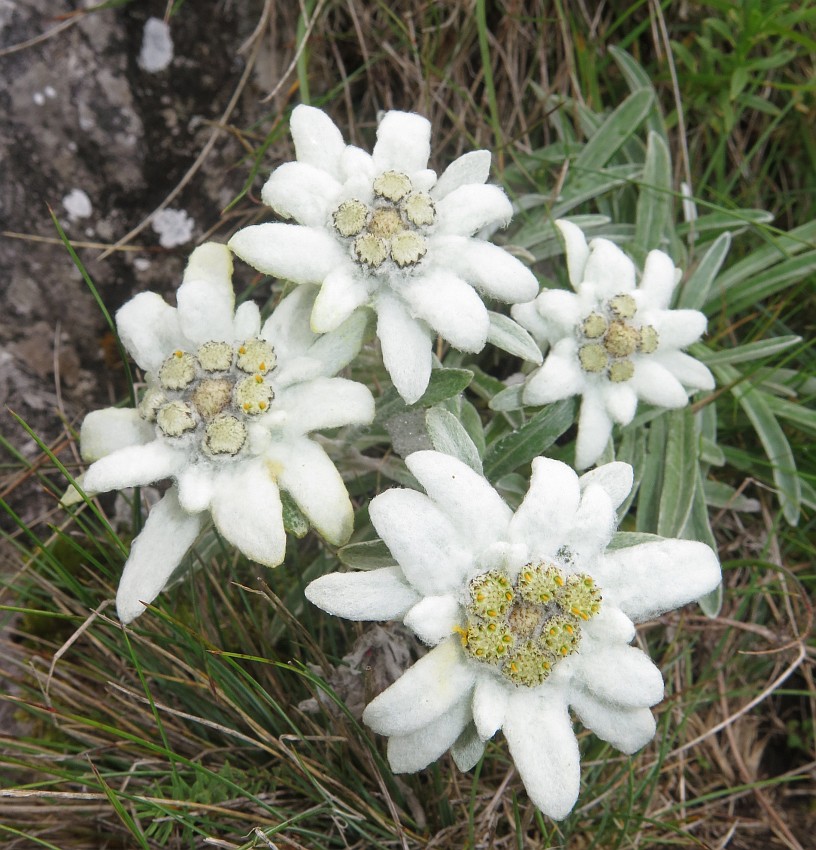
[
  {"left": 577, "top": 293, "right": 659, "bottom": 383},
  {"left": 138, "top": 338, "right": 276, "bottom": 458},
  {"left": 459, "top": 563, "right": 602, "bottom": 688},
  {"left": 331, "top": 170, "right": 436, "bottom": 271}
]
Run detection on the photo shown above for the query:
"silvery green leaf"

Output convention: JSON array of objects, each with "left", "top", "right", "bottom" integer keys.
[
  {"left": 719, "top": 252, "right": 816, "bottom": 315},
  {"left": 635, "top": 131, "right": 672, "bottom": 252},
  {"left": 697, "top": 335, "right": 802, "bottom": 367},
  {"left": 703, "top": 480, "right": 760, "bottom": 512},
  {"left": 483, "top": 399, "right": 574, "bottom": 481},
  {"left": 675, "top": 209, "right": 772, "bottom": 238},
  {"left": 715, "top": 363, "right": 800, "bottom": 525},
  {"left": 574, "top": 89, "right": 655, "bottom": 171},
  {"left": 676, "top": 231, "right": 731, "bottom": 310},
  {"left": 608, "top": 46, "right": 667, "bottom": 138},
  {"left": 713, "top": 219, "right": 816, "bottom": 297},
  {"left": 488, "top": 384, "right": 526, "bottom": 412},
  {"left": 426, "top": 407, "right": 483, "bottom": 474},
  {"left": 459, "top": 399, "right": 487, "bottom": 458},
  {"left": 550, "top": 165, "right": 640, "bottom": 221},
  {"left": 608, "top": 531, "right": 664, "bottom": 549},
  {"left": 657, "top": 408, "right": 698, "bottom": 538},
  {"left": 486, "top": 312, "right": 543, "bottom": 364},
  {"left": 636, "top": 414, "right": 667, "bottom": 532},
  {"left": 337, "top": 539, "right": 397, "bottom": 571},
  {"left": 281, "top": 490, "right": 309, "bottom": 539}
]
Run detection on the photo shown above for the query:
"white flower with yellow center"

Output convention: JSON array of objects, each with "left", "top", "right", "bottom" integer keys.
[
  {"left": 228, "top": 106, "right": 539, "bottom": 403},
  {"left": 512, "top": 220, "right": 715, "bottom": 469},
  {"left": 76, "top": 243, "right": 374, "bottom": 623},
  {"left": 306, "top": 451, "right": 720, "bottom": 819}
]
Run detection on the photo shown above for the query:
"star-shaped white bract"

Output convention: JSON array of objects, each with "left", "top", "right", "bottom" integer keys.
[
  {"left": 512, "top": 220, "right": 715, "bottom": 469},
  {"left": 306, "top": 451, "right": 720, "bottom": 819},
  {"left": 77, "top": 243, "right": 374, "bottom": 623},
  {"left": 228, "top": 106, "right": 539, "bottom": 403}
]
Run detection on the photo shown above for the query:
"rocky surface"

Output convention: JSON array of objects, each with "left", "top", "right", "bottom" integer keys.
[{"left": 0, "top": 1, "right": 279, "bottom": 531}]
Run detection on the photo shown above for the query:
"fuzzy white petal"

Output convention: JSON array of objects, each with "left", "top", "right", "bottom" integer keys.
[
  {"left": 509, "top": 457, "right": 581, "bottom": 555},
  {"left": 176, "top": 464, "right": 216, "bottom": 514},
  {"left": 261, "top": 161, "right": 340, "bottom": 226},
  {"left": 639, "top": 249, "right": 678, "bottom": 309},
  {"left": 340, "top": 145, "right": 375, "bottom": 185},
  {"left": 228, "top": 223, "right": 345, "bottom": 284},
  {"left": 630, "top": 360, "right": 689, "bottom": 408},
  {"left": 555, "top": 219, "right": 590, "bottom": 289},
  {"left": 504, "top": 690, "right": 580, "bottom": 820},
  {"left": 566, "top": 482, "right": 617, "bottom": 562},
  {"left": 406, "top": 451, "right": 513, "bottom": 550},
  {"left": 267, "top": 437, "right": 353, "bottom": 546},
  {"left": 116, "top": 487, "right": 205, "bottom": 623},
  {"left": 386, "top": 694, "right": 471, "bottom": 773},
  {"left": 362, "top": 638, "right": 475, "bottom": 737},
  {"left": 575, "top": 391, "right": 613, "bottom": 470},
  {"left": 261, "top": 286, "right": 319, "bottom": 360},
  {"left": 647, "top": 309, "right": 708, "bottom": 349},
  {"left": 584, "top": 238, "right": 636, "bottom": 296},
  {"left": 311, "top": 267, "right": 370, "bottom": 333},
  {"left": 210, "top": 460, "right": 285, "bottom": 567},
  {"left": 372, "top": 111, "right": 431, "bottom": 173},
  {"left": 583, "top": 605, "right": 636, "bottom": 644},
  {"left": 305, "top": 566, "right": 420, "bottom": 620},
  {"left": 511, "top": 299, "right": 550, "bottom": 342},
  {"left": 376, "top": 292, "right": 433, "bottom": 404},
  {"left": 523, "top": 340, "right": 584, "bottom": 406},
  {"left": 598, "top": 539, "right": 721, "bottom": 622},
  {"left": 578, "top": 462, "right": 633, "bottom": 510},
  {"left": 402, "top": 270, "right": 490, "bottom": 353},
  {"left": 435, "top": 184, "right": 512, "bottom": 236},
  {"left": 576, "top": 644, "right": 664, "bottom": 707},
  {"left": 289, "top": 104, "right": 346, "bottom": 179},
  {"left": 569, "top": 687, "right": 656, "bottom": 754},
  {"left": 413, "top": 168, "right": 437, "bottom": 192},
  {"left": 80, "top": 408, "right": 155, "bottom": 462},
  {"left": 276, "top": 377, "right": 374, "bottom": 436},
  {"left": 370, "top": 488, "right": 471, "bottom": 596},
  {"left": 451, "top": 724, "right": 487, "bottom": 772},
  {"left": 116, "top": 292, "right": 182, "bottom": 373},
  {"left": 432, "top": 236, "right": 539, "bottom": 303},
  {"left": 403, "top": 595, "right": 462, "bottom": 645},
  {"left": 534, "top": 288, "right": 583, "bottom": 334},
  {"left": 306, "top": 308, "right": 370, "bottom": 377},
  {"left": 600, "top": 382, "right": 638, "bottom": 425},
  {"left": 432, "top": 150, "right": 491, "bottom": 199},
  {"left": 472, "top": 675, "right": 509, "bottom": 741},
  {"left": 232, "top": 300, "right": 262, "bottom": 339},
  {"left": 653, "top": 350, "right": 715, "bottom": 391},
  {"left": 83, "top": 441, "right": 187, "bottom": 494},
  {"left": 175, "top": 243, "right": 236, "bottom": 345}
]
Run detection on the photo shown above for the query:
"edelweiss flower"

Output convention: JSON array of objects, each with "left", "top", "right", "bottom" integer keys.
[
  {"left": 228, "top": 106, "right": 539, "bottom": 403},
  {"left": 306, "top": 451, "right": 720, "bottom": 818},
  {"left": 76, "top": 243, "right": 374, "bottom": 623},
  {"left": 512, "top": 220, "right": 715, "bottom": 468}
]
